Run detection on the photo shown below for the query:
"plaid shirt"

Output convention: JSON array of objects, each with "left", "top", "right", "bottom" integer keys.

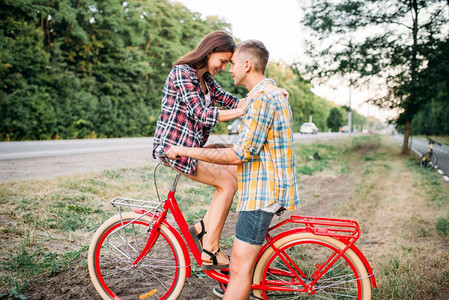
[
  {"left": 153, "top": 64, "right": 238, "bottom": 175},
  {"left": 233, "top": 79, "right": 300, "bottom": 211}
]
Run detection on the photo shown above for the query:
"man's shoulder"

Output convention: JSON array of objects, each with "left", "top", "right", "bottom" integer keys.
[{"left": 255, "top": 86, "right": 285, "bottom": 102}]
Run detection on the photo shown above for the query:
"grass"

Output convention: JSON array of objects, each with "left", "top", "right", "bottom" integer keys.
[
  {"left": 414, "top": 134, "right": 449, "bottom": 145},
  {"left": 333, "top": 136, "right": 449, "bottom": 299},
  {"left": 1, "top": 135, "right": 449, "bottom": 299}
]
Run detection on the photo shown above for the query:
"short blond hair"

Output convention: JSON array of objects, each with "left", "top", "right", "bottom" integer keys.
[{"left": 235, "top": 40, "right": 269, "bottom": 73}]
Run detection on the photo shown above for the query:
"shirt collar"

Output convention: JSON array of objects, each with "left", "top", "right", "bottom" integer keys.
[{"left": 247, "top": 78, "right": 275, "bottom": 97}]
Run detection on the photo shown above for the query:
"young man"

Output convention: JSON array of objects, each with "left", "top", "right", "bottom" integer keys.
[{"left": 166, "top": 39, "right": 300, "bottom": 299}]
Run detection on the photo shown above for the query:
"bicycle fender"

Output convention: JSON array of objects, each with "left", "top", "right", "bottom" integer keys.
[
  {"left": 260, "top": 228, "right": 376, "bottom": 288},
  {"left": 348, "top": 244, "right": 377, "bottom": 288}
]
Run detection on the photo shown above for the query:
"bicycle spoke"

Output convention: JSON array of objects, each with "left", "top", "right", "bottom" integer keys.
[
  {"left": 261, "top": 240, "right": 365, "bottom": 299},
  {"left": 138, "top": 267, "right": 171, "bottom": 291},
  {"left": 89, "top": 216, "right": 186, "bottom": 300}
]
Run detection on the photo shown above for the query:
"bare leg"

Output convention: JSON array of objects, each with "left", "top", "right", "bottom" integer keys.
[
  {"left": 184, "top": 160, "right": 237, "bottom": 264},
  {"left": 223, "top": 238, "right": 261, "bottom": 300}
]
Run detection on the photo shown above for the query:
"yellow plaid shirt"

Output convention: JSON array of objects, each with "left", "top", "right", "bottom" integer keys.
[{"left": 233, "top": 79, "right": 300, "bottom": 211}]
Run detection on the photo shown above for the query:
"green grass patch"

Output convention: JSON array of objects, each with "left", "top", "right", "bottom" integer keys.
[
  {"left": 406, "top": 155, "right": 449, "bottom": 240},
  {"left": 294, "top": 142, "right": 339, "bottom": 175},
  {"left": 436, "top": 217, "right": 449, "bottom": 237}
]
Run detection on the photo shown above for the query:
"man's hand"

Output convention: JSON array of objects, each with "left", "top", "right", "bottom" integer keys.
[{"left": 166, "top": 145, "right": 182, "bottom": 160}]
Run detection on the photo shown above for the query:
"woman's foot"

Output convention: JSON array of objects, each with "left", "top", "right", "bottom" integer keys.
[
  {"left": 201, "top": 248, "right": 230, "bottom": 270},
  {"left": 189, "top": 220, "right": 206, "bottom": 252}
]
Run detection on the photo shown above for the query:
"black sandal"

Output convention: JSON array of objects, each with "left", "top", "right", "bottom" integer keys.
[
  {"left": 201, "top": 248, "right": 229, "bottom": 270},
  {"left": 189, "top": 220, "right": 206, "bottom": 252}
]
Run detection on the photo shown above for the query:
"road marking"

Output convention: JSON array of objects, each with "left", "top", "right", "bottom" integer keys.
[
  {"left": 444, "top": 176, "right": 449, "bottom": 182},
  {"left": 438, "top": 169, "right": 444, "bottom": 175}
]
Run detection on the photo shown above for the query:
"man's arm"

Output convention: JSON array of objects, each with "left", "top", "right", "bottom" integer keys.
[{"left": 166, "top": 146, "right": 244, "bottom": 165}]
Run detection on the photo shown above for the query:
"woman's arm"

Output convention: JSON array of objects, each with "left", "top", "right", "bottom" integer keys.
[{"left": 217, "top": 97, "right": 250, "bottom": 122}]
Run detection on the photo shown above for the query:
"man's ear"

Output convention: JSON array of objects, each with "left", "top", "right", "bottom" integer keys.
[{"left": 245, "top": 60, "right": 252, "bottom": 72}]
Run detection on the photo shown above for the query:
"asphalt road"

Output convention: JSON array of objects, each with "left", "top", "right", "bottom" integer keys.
[
  {"left": 392, "top": 134, "right": 449, "bottom": 182},
  {"left": 0, "top": 133, "right": 351, "bottom": 182},
  {"left": 0, "top": 133, "right": 347, "bottom": 160}
]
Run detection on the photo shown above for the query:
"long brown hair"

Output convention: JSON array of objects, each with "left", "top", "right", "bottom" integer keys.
[{"left": 174, "top": 31, "right": 235, "bottom": 69}]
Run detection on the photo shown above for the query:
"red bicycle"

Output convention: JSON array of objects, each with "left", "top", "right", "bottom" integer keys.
[{"left": 88, "top": 151, "right": 376, "bottom": 299}]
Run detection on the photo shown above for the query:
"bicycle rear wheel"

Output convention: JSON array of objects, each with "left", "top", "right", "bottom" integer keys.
[
  {"left": 253, "top": 233, "right": 371, "bottom": 299},
  {"left": 419, "top": 152, "right": 437, "bottom": 169},
  {"left": 88, "top": 212, "right": 187, "bottom": 300}
]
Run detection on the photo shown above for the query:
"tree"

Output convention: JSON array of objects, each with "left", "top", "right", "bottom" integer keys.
[
  {"left": 327, "top": 107, "right": 344, "bottom": 132},
  {"left": 300, "top": 0, "right": 449, "bottom": 154},
  {"left": 412, "top": 37, "right": 449, "bottom": 136},
  {"left": 266, "top": 62, "right": 332, "bottom": 132},
  {"left": 0, "top": 0, "right": 236, "bottom": 140}
]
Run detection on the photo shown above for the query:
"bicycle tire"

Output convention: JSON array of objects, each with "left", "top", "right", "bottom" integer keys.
[
  {"left": 88, "top": 212, "right": 187, "bottom": 300},
  {"left": 252, "top": 233, "right": 371, "bottom": 299},
  {"left": 419, "top": 152, "right": 437, "bottom": 169}
]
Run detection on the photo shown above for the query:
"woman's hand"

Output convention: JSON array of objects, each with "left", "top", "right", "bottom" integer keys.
[
  {"left": 280, "top": 88, "right": 289, "bottom": 100},
  {"left": 218, "top": 98, "right": 249, "bottom": 121},
  {"left": 237, "top": 97, "right": 250, "bottom": 111},
  {"left": 236, "top": 97, "right": 250, "bottom": 117},
  {"left": 166, "top": 145, "right": 182, "bottom": 160}
]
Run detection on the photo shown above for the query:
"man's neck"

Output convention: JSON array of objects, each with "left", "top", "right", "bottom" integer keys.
[{"left": 245, "top": 74, "right": 267, "bottom": 92}]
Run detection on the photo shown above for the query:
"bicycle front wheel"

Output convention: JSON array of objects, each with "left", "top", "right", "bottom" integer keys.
[
  {"left": 253, "top": 233, "right": 371, "bottom": 299},
  {"left": 419, "top": 152, "right": 437, "bottom": 169},
  {"left": 88, "top": 212, "right": 187, "bottom": 300}
]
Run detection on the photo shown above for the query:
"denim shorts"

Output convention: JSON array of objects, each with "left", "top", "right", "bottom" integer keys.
[{"left": 235, "top": 210, "right": 275, "bottom": 246}]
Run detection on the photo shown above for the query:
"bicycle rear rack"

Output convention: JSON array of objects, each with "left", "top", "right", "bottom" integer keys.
[
  {"left": 111, "top": 197, "right": 163, "bottom": 212},
  {"left": 270, "top": 215, "right": 360, "bottom": 242},
  {"left": 110, "top": 197, "right": 164, "bottom": 229}
]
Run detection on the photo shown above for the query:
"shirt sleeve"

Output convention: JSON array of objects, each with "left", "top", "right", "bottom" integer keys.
[
  {"left": 233, "top": 95, "right": 275, "bottom": 162},
  {"left": 173, "top": 66, "right": 220, "bottom": 129},
  {"left": 210, "top": 77, "right": 239, "bottom": 109}
]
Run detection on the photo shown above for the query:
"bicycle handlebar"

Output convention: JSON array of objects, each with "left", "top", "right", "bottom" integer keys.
[
  {"left": 427, "top": 137, "right": 442, "bottom": 146},
  {"left": 154, "top": 146, "right": 166, "bottom": 159},
  {"left": 154, "top": 146, "right": 171, "bottom": 166}
]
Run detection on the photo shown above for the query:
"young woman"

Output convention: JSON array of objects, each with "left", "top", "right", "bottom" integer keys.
[{"left": 153, "top": 31, "right": 247, "bottom": 270}]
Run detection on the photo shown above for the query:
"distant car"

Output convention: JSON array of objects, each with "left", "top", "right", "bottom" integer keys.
[
  {"left": 300, "top": 122, "right": 318, "bottom": 134},
  {"left": 227, "top": 117, "right": 242, "bottom": 135},
  {"left": 341, "top": 126, "right": 350, "bottom": 133}
]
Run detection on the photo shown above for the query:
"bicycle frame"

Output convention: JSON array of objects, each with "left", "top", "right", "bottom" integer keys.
[
  {"left": 112, "top": 164, "right": 376, "bottom": 296},
  {"left": 124, "top": 172, "right": 230, "bottom": 283}
]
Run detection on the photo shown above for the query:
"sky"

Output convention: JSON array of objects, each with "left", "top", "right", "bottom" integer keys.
[{"left": 174, "top": 0, "right": 396, "bottom": 122}]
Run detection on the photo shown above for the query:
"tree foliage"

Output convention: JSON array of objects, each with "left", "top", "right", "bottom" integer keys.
[
  {"left": 327, "top": 107, "right": 344, "bottom": 132},
  {"left": 0, "top": 0, "right": 229, "bottom": 140},
  {"left": 0, "top": 0, "right": 370, "bottom": 141},
  {"left": 300, "top": 0, "right": 449, "bottom": 152},
  {"left": 412, "top": 38, "right": 449, "bottom": 135}
]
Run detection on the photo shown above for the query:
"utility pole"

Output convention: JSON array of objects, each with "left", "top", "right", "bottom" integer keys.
[
  {"left": 366, "top": 105, "right": 369, "bottom": 133},
  {"left": 348, "top": 82, "right": 352, "bottom": 133}
]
